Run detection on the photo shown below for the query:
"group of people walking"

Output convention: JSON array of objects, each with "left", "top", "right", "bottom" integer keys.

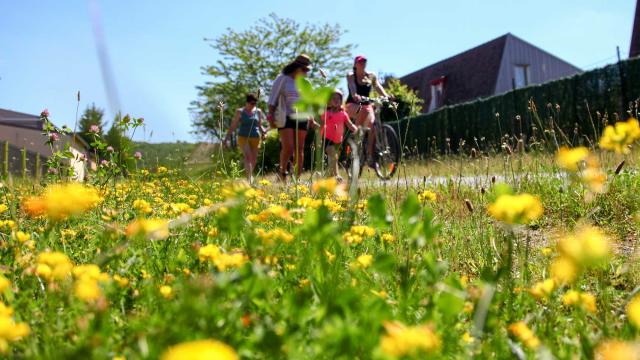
[{"left": 223, "top": 53, "right": 392, "bottom": 182}]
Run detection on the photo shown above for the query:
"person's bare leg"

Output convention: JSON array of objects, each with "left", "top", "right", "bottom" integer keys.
[
  {"left": 294, "top": 130, "right": 307, "bottom": 178},
  {"left": 363, "top": 110, "right": 376, "bottom": 165},
  {"left": 242, "top": 144, "right": 252, "bottom": 180},
  {"left": 279, "top": 129, "right": 294, "bottom": 180},
  {"left": 326, "top": 146, "right": 337, "bottom": 177}
]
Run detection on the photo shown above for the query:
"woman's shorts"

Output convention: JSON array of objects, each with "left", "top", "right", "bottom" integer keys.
[
  {"left": 238, "top": 136, "right": 260, "bottom": 151},
  {"left": 346, "top": 103, "right": 374, "bottom": 124},
  {"left": 279, "top": 117, "right": 308, "bottom": 131}
]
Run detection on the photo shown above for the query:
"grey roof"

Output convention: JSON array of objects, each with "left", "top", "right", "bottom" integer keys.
[
  {"left": 0, "top": 108, "right": 90, "bottom": 149},
  {"left": 399, "top": 33, "right": 582, "bottom": 109},
  {"left": 0, "top": 108, "right": 43, "bottom": 130}
]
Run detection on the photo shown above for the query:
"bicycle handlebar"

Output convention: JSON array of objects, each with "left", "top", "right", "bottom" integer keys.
[{"left": 356, "top": 96, "right": 395, "bottom": 106}]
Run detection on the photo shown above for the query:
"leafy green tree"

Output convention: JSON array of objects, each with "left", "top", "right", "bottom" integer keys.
[
  {"left": 78, "top": 104, "right": 105, "bottom": 145},
  {"left": 191, "top": 13, "right": 354, "bottom": 139},
  {"left": 105, "top": 113, "right": 132, "bottom": 158},
  {"left": 379, "top": 78, "right": 424, "bottom": 122}
]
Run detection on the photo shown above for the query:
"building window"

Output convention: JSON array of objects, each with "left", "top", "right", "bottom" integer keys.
[
  {"left": 428, "top": 76, "right": 446, "bottom": 112},
  {"left": 513, "top": 64, "right": 529, "bottom": 89}
]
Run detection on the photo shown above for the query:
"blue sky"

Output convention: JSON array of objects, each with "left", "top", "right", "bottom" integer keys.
[{"left": 0, "top": 0, "right": 636, "bottom": 142}]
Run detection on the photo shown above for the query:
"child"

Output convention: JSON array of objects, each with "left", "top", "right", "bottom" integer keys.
[{"left": 320, "top": 89, "right": 357, "bottom": 181}]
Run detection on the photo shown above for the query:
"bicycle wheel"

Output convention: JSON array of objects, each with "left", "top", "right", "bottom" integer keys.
[
  {"left": 373, "top": 123, "right": 401, "bottom": 180},
  {"left": 339, "top": 133, "right": 363, "bottom": 180}
]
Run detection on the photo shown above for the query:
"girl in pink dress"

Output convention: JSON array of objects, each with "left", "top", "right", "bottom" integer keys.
[{"left": 320, "top": 89, "right": 357, "bottom": 180}]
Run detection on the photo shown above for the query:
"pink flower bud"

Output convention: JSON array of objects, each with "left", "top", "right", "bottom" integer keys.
[
  {"left": 41, "top": 109, "right": 50, "bottom": 117},
  {"left": 134, "top": 151, "right": 142, "bottom": 160}
]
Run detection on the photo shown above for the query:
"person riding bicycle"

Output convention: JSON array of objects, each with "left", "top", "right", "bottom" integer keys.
[{"left": 345, "top": 55, "right": 393, "bottom": 167}]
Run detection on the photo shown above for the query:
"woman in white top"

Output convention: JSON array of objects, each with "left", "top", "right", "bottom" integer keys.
[{"left": 267, "top": 54, "right": 312, "bottom": 180}]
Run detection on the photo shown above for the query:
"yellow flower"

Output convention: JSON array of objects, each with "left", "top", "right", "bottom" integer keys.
[
  {"left": 207, "top": 227, "right": 219, "bottom": 238},
  {"left": 355, "top": 254, "right": 373, "bottom": 269},
  {"left": 0, "top": 276, "right": 9, "bottom": 293},
  {"left": 343, "top": 225, "right": 376, "bottom": 245},
  {"left": 418, "top": 190, "right": 437, "bottom": 203},
  {"left": 22, "top": 183, "right": 102, "bottom": 221},
  {"left": 74, "top": 278, "right": 102, "bottom": 302},
  {"left": 562, "top": 290, "right": 597, "bottom": 313},
  {"left": 36, "top": 251, "right": 73, "bottom": 281},
  {"left": 311, "top": 177, "right": 337, "bottom": 194},
  {"left": 198, "top": 244, "right": 221, "bottom": 262},
  {"left": 528, "top": 278, "right": 556, "bottom": 299},
  {"left": 380, "top": 321, "right": 440, "bottom": 357},
  {"left": 462, "top": 332, "right": 475, "bottom": 344},
  {"left": 0, "top": 314, "right": 30, "bottom": 353},
  {"left": 558, "top": 225, "right": 611, "bottom": 267},
  {"left": 255, "top": 228, "right": 294, "bottom": 244},
  {"left": 126, "top": 219, "right": 170, "bottom": 240},
  {"left": 599, "top": 118, "right": 640, "bottom": 154},
  {"left": 132, "top": 199, "right": 153, "bottom": 214},
  {"left": 488, "top": 193, "right": 543, "bottom": 224},
  {"left": 381, "top": 233, "right": 396, "bottom": 243},
  {"left": 159, "top": 285, "right": 173, "bottom": 299},
  {"left": 160, "top": 339, "right": 238, "bottom": 360},
  {"left": 550, "top": 256, "right": 578, "bottom": 285},
  {"left": 556, "top": 146, "right": 589, "bottom": 172},
  {"left": 594, "top": 340, "right": 639, "bottom": 360},
  {"left": 508, "top": 321, "right": 540, "bottom": 349},
  {"left": 0, "top": 204, "right": 7, "bottom": 214},
  {"left": 626, "top": 294, "right": 640, "bottom": 328},
  {"left": 113, "top": 274, "right": 130, "bottom": 288}
]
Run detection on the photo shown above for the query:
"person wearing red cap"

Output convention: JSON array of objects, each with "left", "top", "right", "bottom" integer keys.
[{"left": 346, "top": 55, "right": 392, "bottom": 166}]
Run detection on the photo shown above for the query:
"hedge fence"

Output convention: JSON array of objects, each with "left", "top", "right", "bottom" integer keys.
[{"left": 390, "top": 57, "right": 640, "bottom": 157}]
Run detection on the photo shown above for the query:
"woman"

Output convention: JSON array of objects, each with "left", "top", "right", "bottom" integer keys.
[
  {"left": 345, "top": 55, "right": 392, "bottom": 166},
  {"left": 223, "top": 93, "right": 266, "bottom": 181},
  {"left": 267, "top": 54, "right": 312, "bottom": 180}
]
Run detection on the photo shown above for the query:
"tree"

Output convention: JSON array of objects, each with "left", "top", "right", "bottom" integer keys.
[
  {"left": 191, "top": 13, "right": 354, "bottom": 139},
  {"left": 379, "top": 77, "right": 424, "bottom": 122},
  {"left": 78, "top": 104, "right": 105, "bottom": 145},
  {"left": 105, "top": 113, "right": 132, "bottom": 159}
]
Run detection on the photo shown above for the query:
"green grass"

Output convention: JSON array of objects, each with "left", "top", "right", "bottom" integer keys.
[{"left": 1, "top": 147, "right": 639, "bottom": 359}]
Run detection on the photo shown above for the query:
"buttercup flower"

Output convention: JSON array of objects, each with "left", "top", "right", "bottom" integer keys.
[
  {"left": 161, "top": 339, "right": 238, "bottom": 360},
  {"left": 23, "top": 183, "right": 102, "bottom": 221},
  {"left": 508, "top": 321, "right": 540, "bottom": 349},
  {"left": 379, "top": 321, "right": 440, "bottom": 357},
  {"left": 599, "top": 118, "right": 640, "bottom": 154},
  {"left": 488, "top": 193, "right": 543, "bottom": 224}
]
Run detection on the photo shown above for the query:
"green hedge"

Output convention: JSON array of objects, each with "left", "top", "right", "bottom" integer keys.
[{"left": 392, "top": 57, "right": 640, "bottom": 156}]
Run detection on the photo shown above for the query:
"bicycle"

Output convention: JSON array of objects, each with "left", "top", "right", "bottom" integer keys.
[{"left": 339, "top": 97, "right": 401, "bottom": 181}]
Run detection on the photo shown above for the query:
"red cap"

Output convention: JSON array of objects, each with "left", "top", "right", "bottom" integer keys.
[{"left": 354, "top": 55, "right": 367, "bottom": 63}]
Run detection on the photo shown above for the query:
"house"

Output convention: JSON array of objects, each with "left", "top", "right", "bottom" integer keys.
[
  {"left": 399, "top": 33, "right": 582, "bottom": 113},
  {"left": 632, "top": 0, "right": 640, "bottom": 58},
  {"left": 0, "top": 108, "right": 93, "bottom": 180}
]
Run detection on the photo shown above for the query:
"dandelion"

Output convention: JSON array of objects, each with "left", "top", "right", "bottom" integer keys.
[
  {"left": 528, "top": 278, "right": 556, "bottom": 299},
  {"left": 599, "top": 118, "right": 640, "bottom": 154},
  {"left": 23, "top": 183, "right": 102, "bottom": 221},
  {"left": 557, "top": 225, "right": 610, "bottom": 267},
  {"left": 159, "top": 285, "right": 173, "bottom": 299},
  {"left": 379, "top": 321, "right": 440, "bottom": 357},
  {"left": 0, "top": 205, "right": 7, "bottom": 214},
  {"left": 594, "top": 340, "right": 638, "bottom": 360},
  {"left": 508, "top": 321, "right": 540, "bottom": 349},
  {"left": 556, "top": 146, "right": 589, "bottom": 172},
  {"left": 126, "top": 219, "right": 169, "bottom": 240},
  {"left": 355, "top": 254, "right": 373, "bottom": 269},
  {"left": 160, "top": 339, "right": 238, "bottom": 360},
  {"left": 0, "top": 308, "right": 30, "bottom": 353},
  {"left": 74, "top": 277, "right": 102, "bottom": 302},
  {"left": 381, "top": 233, "right": 395, "bottom": 243},
  {"left": 487, "top": 193, "right": 543, "bottom": 225},
  {"left": 36, "top": 251, "right": 73, "bottom": 281},
  {"left": 550, "top": 256, "right": 578, "bottom": 285},
  {"left": 0, "top": 276, "right": 9, "bottom": 293},
  {"left": 562, "top": 290, "right": 597, "bottom": 313},
  {"left": 418, "top": 190, "right": 437, "bottom": 203},
  {"left": 626, "top": 294, "right": 640, "bottom": 328},
  {"left": 13, "top": 231, "right": 30, "bottom": 244}
]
